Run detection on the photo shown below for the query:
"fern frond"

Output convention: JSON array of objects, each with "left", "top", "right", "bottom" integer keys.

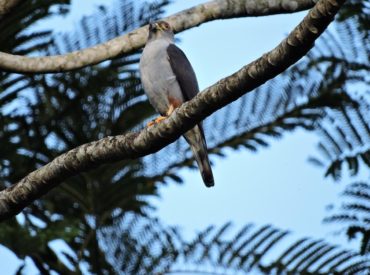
[
  {"left": 102, "top": 222, "right": 370, "bottom": 274},
  {"left": 325, "top": 181, "right": 370, "bottom": 254}
]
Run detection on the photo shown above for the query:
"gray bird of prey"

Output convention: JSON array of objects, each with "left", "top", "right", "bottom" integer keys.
[{"left": 139, "top": 20, "right": 214, "bottom": 187}]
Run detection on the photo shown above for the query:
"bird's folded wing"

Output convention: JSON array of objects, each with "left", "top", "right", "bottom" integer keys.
[{"left": 167, "top": 43, "right": 199, "bottom": 101}]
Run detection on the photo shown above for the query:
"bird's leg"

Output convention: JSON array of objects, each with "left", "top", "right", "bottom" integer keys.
[
  {"left": 166, "top": 104, "right": 175, "bottom": 116},
  {"left": 147, "top": 116, "right": 167, "bottom": 126},
  {"left": 147, "top": 95, "right": 183, "bottom": 127},
  {"left": 147, "top": 104, "right": 175, "bottom": 127}
]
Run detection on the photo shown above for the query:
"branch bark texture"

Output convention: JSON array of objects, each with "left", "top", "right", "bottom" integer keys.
[
  {"left": 0, "top": 0, "right": 345, "bottom": 221},
  {"left": 0, "top": 0, "right": 21, "bottom": 16},
  {"left": 0, "top": 0, "right": 318, "bottom": 73}
]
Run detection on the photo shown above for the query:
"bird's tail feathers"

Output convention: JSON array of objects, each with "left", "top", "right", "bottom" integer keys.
[{"left": 184, "top": 125, "right": 214, "bottom": 187}]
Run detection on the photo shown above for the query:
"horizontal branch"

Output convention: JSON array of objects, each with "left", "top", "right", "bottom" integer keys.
[
  {"left": 0, "top": 0, "right": 345, "bottom": 221},
  {"left": 0, "top": 0, "right": 21, "bottom": 16},
  {"left": 0, "top": 0, "right": 318, "bottom": 73}
]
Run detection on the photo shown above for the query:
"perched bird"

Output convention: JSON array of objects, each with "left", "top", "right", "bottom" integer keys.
[{"left": 139, "top": 20, "right": 214, "bottom": 187}]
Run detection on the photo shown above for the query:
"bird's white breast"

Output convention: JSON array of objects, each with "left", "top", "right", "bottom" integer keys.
[{"left": 140, "top": 38, "right": 184, "bottom": 115}]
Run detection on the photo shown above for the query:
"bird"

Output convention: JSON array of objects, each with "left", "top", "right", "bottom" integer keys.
[{"left": 139, "top": 20, "right": 214, "bottom": 187}]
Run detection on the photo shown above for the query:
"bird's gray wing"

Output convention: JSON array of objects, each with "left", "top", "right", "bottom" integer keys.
[
  {"left": 167, "top": 43, "right": 199, "bottom": 101},
  {"left": 167, "top": 45, "right": 213, "bottom": 186},
  {"left": 167, "top": 43, "right": 207, "bottom": 138}
]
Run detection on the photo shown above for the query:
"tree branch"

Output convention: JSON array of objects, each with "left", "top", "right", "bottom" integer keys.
[
  {"left": 0, "top": 0, "right": 21, "bottom": 17},
  {"left": 0, "top": 0, "right": 345, "bottom": 221},
  {"left": 0, "top": 0, "right": 318, "bottom": 73}
]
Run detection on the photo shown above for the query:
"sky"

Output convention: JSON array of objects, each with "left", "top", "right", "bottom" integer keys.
[{"left": 0, "top": 0, "right": 363, "bottom": 274}]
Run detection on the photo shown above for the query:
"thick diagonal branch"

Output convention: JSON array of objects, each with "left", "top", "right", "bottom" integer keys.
[
  {"left": 0, "top": 0, "right": 318, "bottom": 73},
  {"left": 0, "top": 0, "right": 345, "bottom": 221}
]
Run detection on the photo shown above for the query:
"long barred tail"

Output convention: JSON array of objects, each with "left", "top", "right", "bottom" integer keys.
[{"left": 183, "top": 125, "right": 214, "bottom": 187}]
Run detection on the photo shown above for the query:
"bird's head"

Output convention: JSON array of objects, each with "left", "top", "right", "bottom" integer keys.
[{"left": 147, "top": 20, "right": 174, "bottom": 41}]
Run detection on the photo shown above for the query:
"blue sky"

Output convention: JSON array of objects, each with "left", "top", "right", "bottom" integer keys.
[{"left": 0, "top": 0, "right": 362, "bottom": 274}]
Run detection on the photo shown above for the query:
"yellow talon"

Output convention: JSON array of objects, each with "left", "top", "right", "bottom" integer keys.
[{"left": 147, "top": 116, "right": 167, "bottom": 127}]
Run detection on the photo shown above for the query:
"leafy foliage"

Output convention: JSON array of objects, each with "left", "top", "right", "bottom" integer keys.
[
  {"left": 324, "top": 181, "right": 370, "bottom": 255},
  {"left": 310, "top": 104, "right": 370, "bottom": 180},
  {"left": 100, "top": 218, "right": 370, "bottom": 274},
  {"left": 99, "top": 213, "right": 182, "bottom": 274},
  {"left": 304, "top": 13, "right": 370, "bottom": 180},
  {"left": 336, "top": 0, "right": 370, "bottom": 35}
]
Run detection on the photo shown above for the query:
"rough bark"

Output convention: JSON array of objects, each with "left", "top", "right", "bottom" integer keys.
[
  {"left": 0, "top": 0, "right": 318, "bottom": 73},
  {"left": 0, "top": 0, "right": 345, "bottom": 221},
  {"left": 0, "top": 0, "right": 21, "bottom": 16}
]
